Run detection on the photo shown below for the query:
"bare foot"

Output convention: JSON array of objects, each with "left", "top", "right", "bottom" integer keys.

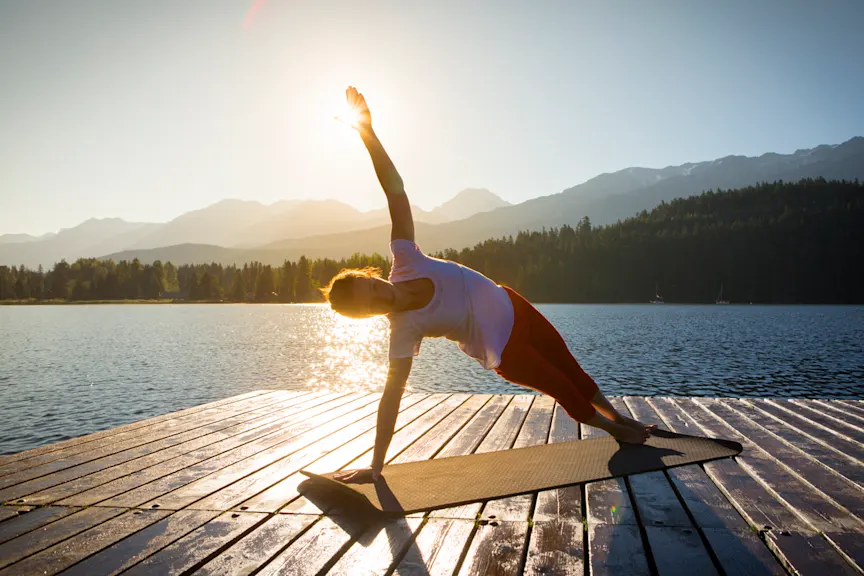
[
  {"left": 615, "top": 414, "right": 658, "bottom": 434},
  {"left": 607, "top": 421, "right": 650, "bottom": 444}
]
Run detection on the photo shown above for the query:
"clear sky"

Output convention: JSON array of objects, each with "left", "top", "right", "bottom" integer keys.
[{"left": 1, "top": 0, "right": 862, "bottom": 235}]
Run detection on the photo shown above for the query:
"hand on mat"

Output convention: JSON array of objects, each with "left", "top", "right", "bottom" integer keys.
[{"left": 334, "top": 466, "right": 381, "bottom": 484}]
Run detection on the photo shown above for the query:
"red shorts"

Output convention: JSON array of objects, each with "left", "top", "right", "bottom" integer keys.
[{"left": 495, "top": 287, "right": 599, "bottom": 422}]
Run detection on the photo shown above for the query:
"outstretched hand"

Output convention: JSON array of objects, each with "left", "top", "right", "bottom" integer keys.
[
  {"left": 333, "top": 466, "right": 381, "bottom": 484},
  {"left": 345, "top": 86, "right": 373, "bottom": 133}
]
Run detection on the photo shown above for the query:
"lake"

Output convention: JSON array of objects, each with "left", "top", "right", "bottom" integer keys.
[{"left": 1, "top": 303, "right": 862, "bottom": 455}]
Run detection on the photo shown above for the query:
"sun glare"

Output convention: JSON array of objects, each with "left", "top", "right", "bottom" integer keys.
[
  {"left": 306, "top": 311, "right": 389, "bottom": 392},
  {"left": 333, "top": 101, "right": 362, "bottom": 129}
]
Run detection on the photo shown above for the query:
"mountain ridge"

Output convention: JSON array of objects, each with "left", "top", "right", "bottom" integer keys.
[
  {"left": 2, "top": 137, "right": 862, "bottom": 267},
  {"left": 0, "top": 188, "right": 509, "bottom": 267}
]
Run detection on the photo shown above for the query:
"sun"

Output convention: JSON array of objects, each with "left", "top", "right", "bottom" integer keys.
[{"left": 333, "top": 100, "right": 362, "bottom": 129}]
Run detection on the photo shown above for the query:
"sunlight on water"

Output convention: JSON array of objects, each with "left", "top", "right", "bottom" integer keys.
[
  {"left": 1, "top": 303, "right": 862, "bottom": 455},
  {"left": 307, "top": 309, "right": 389, "bottom": 392}
]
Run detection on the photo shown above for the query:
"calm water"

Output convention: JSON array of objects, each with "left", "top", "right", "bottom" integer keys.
[{"left": 1, "top": 304, "right": 862, "bottom": 454}]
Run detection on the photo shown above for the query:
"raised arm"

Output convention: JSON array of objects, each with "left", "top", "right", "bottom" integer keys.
[{"left": 347, "top": 87, "right": 414, "bottom": 243}]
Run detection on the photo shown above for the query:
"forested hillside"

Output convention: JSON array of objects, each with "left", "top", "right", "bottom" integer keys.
[{"left": 2, "top": 179, "right": 861, "bottom": 304}]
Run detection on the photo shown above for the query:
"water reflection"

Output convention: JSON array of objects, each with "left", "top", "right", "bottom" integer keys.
[
  {"left": 0, "top": 303, "right": 861, "bottom": 454},
  {"left": 309, "top": 312, "right": 389, "bottom": 391}
]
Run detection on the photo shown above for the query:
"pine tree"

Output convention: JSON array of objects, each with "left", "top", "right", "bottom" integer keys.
[
  {"left": 231, "top": 270, "right": 245, "bottom": 302},
  {"left": 278, "top": 261, "right": 295, "bottom": 302},
  {"left": 187, "top": 271, "right": 199, "bottom": 301},
  {"left": 254, "top": 266, "right": 276, "bottom": 302}
]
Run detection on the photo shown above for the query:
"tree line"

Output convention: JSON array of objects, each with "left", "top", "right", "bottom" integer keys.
[
  {"left": 1, "top": 178, "right": 862, "bottom": 304},
  {"left": 0, "top": 254, "right": 391, "bottom": 303}
]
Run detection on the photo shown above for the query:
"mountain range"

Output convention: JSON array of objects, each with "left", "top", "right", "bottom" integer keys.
[
  {"left": 0, "top": 188, "right": 509, "bottom": 268},
  {"left": 2, "top": 137, "right": 862, "bottom": 268}
]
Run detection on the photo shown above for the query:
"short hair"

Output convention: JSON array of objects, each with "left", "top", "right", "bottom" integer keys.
[{"left": 320, "top": 267, "right": 383, "bottom": 318}]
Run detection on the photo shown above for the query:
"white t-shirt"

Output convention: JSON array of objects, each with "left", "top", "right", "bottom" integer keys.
[{"left": 387, "top": 240, "right": 514, "bottom": 369}]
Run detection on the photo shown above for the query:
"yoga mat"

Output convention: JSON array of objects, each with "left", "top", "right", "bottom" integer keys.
[{"left": 300, "top": 430, "right": 742, "bottom": 515}]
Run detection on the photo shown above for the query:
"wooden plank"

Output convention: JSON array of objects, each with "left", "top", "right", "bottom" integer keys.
[
  {"left": 392, "top": 519, "right": 474, "bottom": 576},
  {"left": 0, "top": 506, "right": 29, "bottom": 523},
  {"left": 60, "top": 509, "right": 221, "bottom": 576},
  {"left": 582, "top": 402, "right": 638, "bottom": 526},
  {"left": 587, "top": 524, "right": 650, "bottom": 576},
  {"left": 648, "top": 399, "right": 825, "bottom": 575},
  {"left": 627, "top": 398, "right": 748, "bottom": 531},
  {"left": 523, "top": 403, "right": 585, "bottom": 576},
  {"left": 688, "top": 399, "right": 863, "bottom": 533},
  {"left": 189, "top": 395, "right": 466, "bottom": 574},
  {"left": 633, "top": 397, "right": 787, "bottom": 576},
  {"left": 669, "top": 398, "right": 864, "bottom": 573},
  {"left": 727, "top": 399, "right": 864, "bottom": 486},
  {"left": 616, "top": 397, "right": 719, "bottom": 576},
  {"left": 253, "top": 515, "right": 369, "bottom": 576},
  {"left": 836, "top": 400, "right": 864, "bottom": 419},
  {"left": 456, "top": 521, "right": 528, "bottom": 576},
  {"left": 0, "top": 390, "right": 293, "bottom": 477},
  {"left": 764, "top": 530, "right": 861, "bottom": 576},
  {"left": 188, "top": 394, "right": 467, "bottom": 512},
  {"left": 0, "top": 508, "right": 169, "bottom": 575},
  {"left": 282, "top": 394, "right": 486, "bottom": 518},
  {"left": 581, "top": 400, "right": 650, "bottom": 576},
  {"left": 481, "top": 395, "right": 554, "bottom": 521},
  {"left": 17, "top": 394, "right": 342, "bottom": 506},
  {"left": 813, "top": 400, "right": 864, "bottom": 425},
  {"left": 0, "top": 507, "right": 125, "bottom": 570},
  {"left": 388, "top": 395, "right": 531, "bottom": 575},
  {"left": 523, "top": 518, "right": 585, "bottom": 576},
  {"left": 627, "top": 469, "right": 693, "bottom": 528},
  {"left": 793, "top": 400, "right": 864, "bottom": 434},
  {"left": 433, "top": 396, "right": 514, "bottom": 460},
  {"left": 473, "top": 394, "right": 534, "bottom": 453},
  {"left": 121, "top": 511, "right": 267, "bottom": 576},
  {"left": 532, "top": 404, "right": 583, "bottom": 522},
  {"left": 238, "top": 394, "right": 477, "bottom": 514},
  {"left": 701, "top": 529, "right": 786, "bottom": 576},
  {"left": 386, "top": 395, "right": 516, "bottom": 575},
  {"left": 0, "top": 389, "right": 275, "bottom": 465},
  {"left": 0, "top": 506, "right": 80, "bottom": 546},
  {"left": 699, "top": 399, "right": 864, "bottom": 522},
  {"left": 310, "top": 397, "right": 540, "bottom": 573},
  {"left": 190, "top": 514, "right": 317, "bottom": 576},
  {"left": 325, "top": 517, "right": 424, "bottom": 575},
  {"left": 455, "top": 396, "right": 553, "bottom": 575},
  {"left": 431, "top": 394, "right": 532, "bottom": 520},
  {"left": 0, "top": 392, "right": 345, "bottom": 505},
  {"left": 0, "top": 391, "right": 332, "bottom": 487},
  {"left": 55, "top": 393, "right": 409, "bottom": 508},
  {"left": 94, "top": 393, "right": 387, "bottom": 508},
  {"left": 748, "top": 399, "right": 864, "bottom": 463},
  {"left": 643, "top": 527, "right": 718, "bottom": 576},
  {"left": 772, "top": 399, "right": 864, "bottom": 444}
]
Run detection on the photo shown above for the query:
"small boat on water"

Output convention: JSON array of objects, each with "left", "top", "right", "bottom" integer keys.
[{"left": 650, "top": 282, "right": 665, "bottom": 304}]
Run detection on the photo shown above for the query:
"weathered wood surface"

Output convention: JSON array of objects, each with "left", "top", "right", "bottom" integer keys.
[{"left": 1, "top": 391, "right": 862, "bottom": 575}]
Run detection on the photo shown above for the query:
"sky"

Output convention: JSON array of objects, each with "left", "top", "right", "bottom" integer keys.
[{"left": 1, "top": 0, "right": 862, "bottom": 236}]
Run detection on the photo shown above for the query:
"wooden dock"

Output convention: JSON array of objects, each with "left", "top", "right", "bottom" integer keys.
[{"left": 0, "top": 390, "right": 862, "bottom": 575}]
